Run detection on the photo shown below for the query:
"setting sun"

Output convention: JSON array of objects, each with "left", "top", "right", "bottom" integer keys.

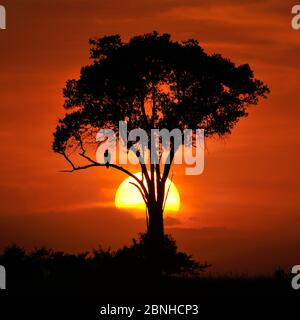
[{"left": 115, "top": 172, "right": 180, "bottom": 215}]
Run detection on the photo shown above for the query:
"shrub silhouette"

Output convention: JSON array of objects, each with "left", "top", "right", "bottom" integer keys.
[
  {"left": 0, "top": 234, "right": 209, "bottom": 294},
  {"left": 0, "top": 240, "right": 295, "bottom": 301},
  {"left": 114, "top": 233, "right": 210, "bottom": 277}
]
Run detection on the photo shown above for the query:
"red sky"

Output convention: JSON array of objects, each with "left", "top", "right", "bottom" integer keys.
[{"left": 0, "top": 0, "right": 299, "bottom": 274}]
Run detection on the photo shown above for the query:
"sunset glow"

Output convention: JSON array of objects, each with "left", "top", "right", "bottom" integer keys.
[
  {"left": 0, "top": 0, "right": 299, "bottom": 276},
  {"left": 115, "top": 172, "right": 180, "bottom": 214}
]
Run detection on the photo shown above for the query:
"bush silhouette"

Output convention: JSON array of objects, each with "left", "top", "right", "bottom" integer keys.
[
  {"left": 0, "top": 234, "right": 209, "bottom": 295},
  {"left": 0, "top": 239, "right": 295, "bottom": 302}
]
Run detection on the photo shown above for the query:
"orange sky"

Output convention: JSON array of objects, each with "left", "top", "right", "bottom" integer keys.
[{"left": 0, "top": 0, "right": 299, "bottom": 274}]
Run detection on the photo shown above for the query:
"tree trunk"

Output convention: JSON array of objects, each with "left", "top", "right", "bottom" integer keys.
[
  {"left": 146, "top": 201, "right": 164, "bottom": 274},
  {"left": 148, "top": 203, "right": 164, "bottom": 247}
]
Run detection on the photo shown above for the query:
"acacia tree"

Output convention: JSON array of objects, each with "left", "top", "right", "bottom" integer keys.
[{"left": 53, "top": 32, "right": 269, "bottom": 257}]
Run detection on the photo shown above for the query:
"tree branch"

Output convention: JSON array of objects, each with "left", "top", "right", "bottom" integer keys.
[
  {"left": 60, "top": 151, "right": 149, "bottom": 198},
  {"left": 130, "top": 144, "right": 151, "bottom": 186},
  {"left": 161, "top": 144, "right": 175, "bottom": 184},
  {"left": 163, "top": 173, "right": 173, "bottom": 212},
  {"left": 129, "top": 182, "right": 148, "bottom": 205}
]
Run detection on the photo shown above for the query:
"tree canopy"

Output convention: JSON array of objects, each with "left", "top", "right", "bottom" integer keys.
[{"left": 53, "top": 31, "right": 269, "bottom": 158}]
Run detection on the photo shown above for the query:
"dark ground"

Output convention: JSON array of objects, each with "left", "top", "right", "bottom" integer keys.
[{"left": 0, "top": 237, "right": 299, "bottom": 318}]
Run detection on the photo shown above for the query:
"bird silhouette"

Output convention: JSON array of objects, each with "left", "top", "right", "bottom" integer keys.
[{"left": 104, "top": 149, "right": 111, "bottom": 168}]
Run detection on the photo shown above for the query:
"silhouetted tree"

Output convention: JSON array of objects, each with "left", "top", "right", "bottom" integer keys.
[{"left": 52, "top": 31, "right": 269, "bottom": 263}]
